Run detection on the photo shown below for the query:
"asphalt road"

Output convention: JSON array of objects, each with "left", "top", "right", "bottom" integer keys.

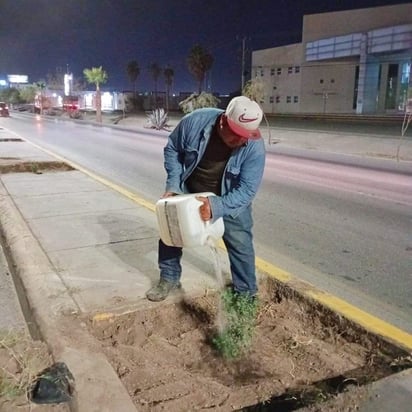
[{"left": 2, "top": 113, "right": 412, "bottom": 333}]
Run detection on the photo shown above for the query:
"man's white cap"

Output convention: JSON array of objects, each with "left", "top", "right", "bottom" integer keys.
[{"left": 225, "top": 96, "right": 263, "bottom": 139}]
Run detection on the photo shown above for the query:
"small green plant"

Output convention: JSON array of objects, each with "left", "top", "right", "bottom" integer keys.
[
  {"left": 212, "top": 289, "right": 259, "bottom": 359},
  {"left": 146, "top": 108, "right": 169, "bottom": 130},
  {"left": 30, "top": 163, "right": 40, "bottom": 174}
]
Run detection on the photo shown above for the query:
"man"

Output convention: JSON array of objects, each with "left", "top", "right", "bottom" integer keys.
[{"left": 146, "top": 95, "right": 265, "bottom": 302}]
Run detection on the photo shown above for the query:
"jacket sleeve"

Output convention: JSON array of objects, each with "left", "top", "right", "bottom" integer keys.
[
  {"left": 163, "top": 122, "right": 185, "bottom": 194},
  {"left": 208, "top": 139, "right": 266, "bottom": 219}
]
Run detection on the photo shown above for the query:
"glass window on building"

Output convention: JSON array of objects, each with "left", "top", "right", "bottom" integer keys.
[
  {"left": 293, "top": 96, "right": 299, "bottom": 103},
  {"left": 260, "top": 69, "right": 264, "bottom": 77},
  {"left": 399, "top": 62, "right": 411, "bottom": 111},
  {"left": 288, "top": 67, "right": 293, "bottom": 74},
  {"left": 385, "top": 64, "right": 398, "bottom": 110},
  {"left": 294, "top": 66, "right": 300, "bottom": 73},
  {"left": 276, "top": 96, "right": 280, "bottom": 103},
  {"left": 277, "top": 68, "right": 282, "bottom": 75},
  {"left": 271, "top": 68, "right": 275, "bottom": 76},
  {"left": 353, "top": 66, "right": 359, "bottom": 110},
  {"left": 287, "top": 96, "right": 291, "bottom": 103},
  {"left": 270, "top": 96, "right": 274, "bottom": 103}
]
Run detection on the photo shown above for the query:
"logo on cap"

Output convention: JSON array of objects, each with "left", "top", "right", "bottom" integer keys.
[{"left": 238, "top": 113, "right": 259, "bottom": 123}]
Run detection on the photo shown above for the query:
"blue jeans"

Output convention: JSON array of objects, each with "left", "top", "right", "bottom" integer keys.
[{"left": 158, "top": 205, "right": 257, "bottom": 295}]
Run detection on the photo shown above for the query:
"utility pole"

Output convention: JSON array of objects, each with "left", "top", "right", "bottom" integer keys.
[{"left": 241, "top": 37, "right": 246, "bottom": 92}]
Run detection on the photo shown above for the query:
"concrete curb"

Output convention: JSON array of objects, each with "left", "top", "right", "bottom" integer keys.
[{"left": 0, "top": 189, "right": 137, "bottom": 411}]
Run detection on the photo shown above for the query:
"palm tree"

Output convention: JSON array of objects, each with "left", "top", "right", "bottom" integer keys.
[
  {"left": 164, "top": 66, "right": 174, "bottom": 112},
  {"left": 126, "top": 60, "right": 140, "bottom": 98},
  {"left": 83, "top": 66, "right": 108, "bottom": 123},
  {"left": 35, "top": 81, "right": 46, "bottom": 114},
  {"left": 187, "top": 44, "right": 214, "bottom": 94},
  {"left": 149, "top": 62, "right": 162, "bottom": 108}
]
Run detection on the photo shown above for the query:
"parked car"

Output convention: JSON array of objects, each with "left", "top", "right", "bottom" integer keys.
[{"left": 0, "top": 102, "right": 10, "bottom": 117}]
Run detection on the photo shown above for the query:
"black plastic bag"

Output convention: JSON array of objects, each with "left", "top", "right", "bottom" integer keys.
[{"left": 29, "top": 362, "right": 75, "bottom": 404}]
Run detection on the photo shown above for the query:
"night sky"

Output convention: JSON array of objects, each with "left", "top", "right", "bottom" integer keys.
[{"left": 0, "top": 0, "right": 410, "bottom": 94}]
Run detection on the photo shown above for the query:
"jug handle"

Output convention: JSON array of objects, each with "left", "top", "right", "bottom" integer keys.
[{"left": 195, "top": 196, "right": 211, "bottom": 225}]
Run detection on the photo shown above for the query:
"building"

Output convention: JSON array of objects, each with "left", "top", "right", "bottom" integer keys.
[{"left": 252, "top": 3, "right": 412, "bottom": 115}]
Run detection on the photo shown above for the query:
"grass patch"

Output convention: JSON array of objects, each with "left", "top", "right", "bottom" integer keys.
[
  {"left": 0, "top": 330, "right": 52, "bottom": 402},
  {"left": 212, "top": 289, "right": 259, "bottom": 359}
]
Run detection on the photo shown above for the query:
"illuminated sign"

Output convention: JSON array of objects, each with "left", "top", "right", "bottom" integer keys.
[
  {"left": 64, "top": 73, "right": 73, "bottom": 96},
  {"left": 7, "top": 74, "right": 28, "bottom": 83}
]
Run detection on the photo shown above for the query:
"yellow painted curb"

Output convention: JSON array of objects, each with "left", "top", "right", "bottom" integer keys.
[{"left": 306, "top": 290, "right": 412, "bottom": 350}]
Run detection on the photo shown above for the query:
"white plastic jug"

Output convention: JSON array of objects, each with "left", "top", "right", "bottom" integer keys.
[{"left": 155, "top": 192, "right": 225, "bottom": 248}]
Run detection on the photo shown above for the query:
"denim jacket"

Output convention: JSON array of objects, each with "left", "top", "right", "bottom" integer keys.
[{"left": 164, "top": 107, "right": 266, "bottom": 219}]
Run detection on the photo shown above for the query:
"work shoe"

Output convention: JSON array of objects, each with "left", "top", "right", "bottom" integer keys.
[{"left": 146, "top": 279, "right": 182, "bottom": 302}]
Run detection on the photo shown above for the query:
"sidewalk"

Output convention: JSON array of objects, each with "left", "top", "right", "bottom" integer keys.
[{"left": 0, "top": 117, "right": 411, "bottom": 411}]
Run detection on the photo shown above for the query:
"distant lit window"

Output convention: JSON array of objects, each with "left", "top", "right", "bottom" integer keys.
[
  {"left": 294, "top": 96, "right": 299, "bottom": 103},
  {"left": 277, "top": 68, "right": 282, "bottom": 75},
  {"left": 294, "top": 66, "right": 300, "bottom": 73},
  {"left": 288, "top": 67, "right": 293, "bottom": 74},
  {"left": 286, "top": 96, "right": 291, "bottom": 103},
  {"left": 85, "top": 93, "right": 93, "bottom": 108},
  {"left": 102, "top": 92, "right": 113, "bottom": 110}
]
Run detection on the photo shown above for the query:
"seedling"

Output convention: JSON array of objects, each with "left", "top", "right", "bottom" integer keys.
[{"left": 212, "top": 289, "right": 259, "bottom": 359}]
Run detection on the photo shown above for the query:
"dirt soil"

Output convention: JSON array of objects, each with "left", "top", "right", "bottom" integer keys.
[
  {"left": 0, "top": 160, "right": 73, "bottom": 175},
  {"left": 90, "top": 278, "right": 409, "bottom": 412}
]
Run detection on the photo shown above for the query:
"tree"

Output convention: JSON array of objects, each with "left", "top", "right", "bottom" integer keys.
[
  {"left": 149, "top": 62, "right": 162, "bottom": 108},
  {"left": 126, "top": 60, "right": 140, "bottom": 98},
  {"left": 187, "top": 44, "right": 214, "bottom": 94},
  {"left": 0, "top": 87, "right": 22, "bottom": 106},
  {"left": 179, "top": 92, "right": 220, "bottom": 114},
  {"left": 242, "top": 78, "right": 265, "bottom": 102},
  {"left": 83, "top": 66, "right": 108, "bottom": 123},
  {"left": 19, "top": 84, "right": 37, "bottom": 104},
  {"left": 164, "top": 66, "right": 174, "bottom": 112},
  {"left": 35, "top": 81, "right": 46, "bottom": 115}
]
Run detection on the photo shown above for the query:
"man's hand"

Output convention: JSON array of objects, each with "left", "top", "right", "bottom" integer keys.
[
  {"left": 161, "top": 191, "right": 177, "bottom": 199},
  {"left": 196, "top": 196, "right": 212, "bottom": 221}
]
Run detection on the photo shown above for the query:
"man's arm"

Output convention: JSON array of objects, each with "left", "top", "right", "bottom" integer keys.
[
  {"left": 208, "top": 140, "right": 266, "bottom": 219},
  {"left": 163, "top": 124, "right": 185, "bottom": 194}
]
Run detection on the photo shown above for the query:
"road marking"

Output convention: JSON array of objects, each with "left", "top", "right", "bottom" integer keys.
[{"left": 20, "top": 135, "right": 412, "bottom": 351}]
